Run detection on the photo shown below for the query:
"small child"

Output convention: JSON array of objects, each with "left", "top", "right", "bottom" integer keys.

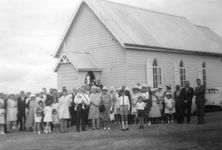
[
  {"left": 52, "top": 100, "right": 59, "bottom": 132},
  {"left": 0, "top": 98, "right": 5, "bottom": 135},
  {"left": 164, "top": 93, "right": 175, "bottom": 123},
  {"left": 34, "top": 100, "right": 44, "bottom": 134},
  {"left": 43, "top": 104, "right": 53, "bottom": 134},
  {"left": 136, "top": 96, "right": 146, "bottom": 129}
]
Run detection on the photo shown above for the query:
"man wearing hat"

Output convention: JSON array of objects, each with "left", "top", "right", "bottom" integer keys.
[
  {"left": 17, "top": 91, "right": 28, "bottom": 131},
  {"left": 180, "top": 81, "right": 194, "bottom": 124}
]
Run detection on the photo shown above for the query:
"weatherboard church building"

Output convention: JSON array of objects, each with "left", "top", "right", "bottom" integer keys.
[{"left": 53, "top": 0, "right": 222, "bottom": 91}]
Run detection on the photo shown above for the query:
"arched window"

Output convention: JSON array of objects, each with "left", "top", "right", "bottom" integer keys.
[
  {"left": 153, "top": 59, "right": 161, "bottom": 88},
  {"left": 202, "top": 62, "right": 207, "bottom": 87},
  {"left": 179, "top": 60, "right": 186, "bottom": 87}
]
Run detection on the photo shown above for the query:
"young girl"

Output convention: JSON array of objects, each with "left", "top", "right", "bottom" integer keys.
[
  {"left": 164, "top": 93, "right": 176, "bottom": 123},
  {"left": 6, "top": 94, "right": 17, "bottom": 132},
  {"left": 113, "top": 87, "right": 121, "bottom": 124},
  {"left": 136, "top": 96, "right": 146, "bottom": 129},
  {"left": 0, "top": 95, "right": 5, "bottom": 135},
  {"left": 43, "top": 104, "right": 53, "bottom": 134},
  {"left": 34, "top": 100, "right": 44, "bottom": 134},
  {"left": 52, "top": 99, "right": 59, "bottom": 132}
]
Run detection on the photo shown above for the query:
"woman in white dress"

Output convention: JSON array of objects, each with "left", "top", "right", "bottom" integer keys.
[
  {"left": 59, "top": 88, "right": 72, "bottom": 133},
  {"left": 149, "top": 88, "right": 161, "bottom": 124},
  {"left": 6, "top": 94, "right": 17, "bottom": 132},
  {"left": 25, "top": 94, "right": 36, "bottom": 131}
]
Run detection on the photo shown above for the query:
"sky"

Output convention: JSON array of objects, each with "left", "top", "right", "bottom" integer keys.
[{"left": 0, "top": 0, "right": 222, "bottom": 94}]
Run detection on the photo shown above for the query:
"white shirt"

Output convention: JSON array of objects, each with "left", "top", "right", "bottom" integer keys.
[
  {"left": 118, "top": 95, "right": 130, "bottom": 106},
  {"left": 136, "top": 101, "right": 146, "bottom": 110},
  {"left": 74, "top": 93, "right": 90, "bottom": 105},
  {"left": 141, "top": 92, "right": 149, "bottom": 100}
]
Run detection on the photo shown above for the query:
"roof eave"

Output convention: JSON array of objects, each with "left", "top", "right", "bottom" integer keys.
[
  {"left": 78, "top": 68, "right": 103, "bottom": 72},
  {"left": 124, "top": 43, "right": 222, "bottom": 57},
  {"left": 53, "top": 0, "right": 84, "bottom": 58}
]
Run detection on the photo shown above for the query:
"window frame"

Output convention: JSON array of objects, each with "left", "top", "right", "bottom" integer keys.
[
  {"left": 152, "top": 59, "right": 162, "bottom": 88},
  {"left": 179, "top": 60, "right": 186, "bottom": 88},
  {"left": 202, "top": 62, "right": 207, "bottom": 87}
]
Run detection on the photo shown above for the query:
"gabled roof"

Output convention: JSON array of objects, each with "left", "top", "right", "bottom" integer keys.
[
  {"left": 54, "top": 52, "right": 102, "bottom": 72},
  {"left": 54, "top": 0, "right": 222, "bottom": 58}
]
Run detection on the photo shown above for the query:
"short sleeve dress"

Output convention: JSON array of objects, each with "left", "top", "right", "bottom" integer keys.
[
  {"left": 6, "top": 99, "right": 17, "bottom": 122},
  {"left": 88, "top": 93, "right": 101, "bottom": 119},
  {"left": 43, "top": 106, "right": 53, "bottom": 123},
  {"left": 100, "top": 94, "right": 112, "bottom": 121},
  {"left": 149, "top": 96, "right": 161, "bottom": 118}
]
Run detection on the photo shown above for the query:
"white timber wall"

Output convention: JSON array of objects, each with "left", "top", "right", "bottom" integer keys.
[
  {"left": 59, "top": 3, "right": 126, "bottom": 88},
  {"left": 126, "top": 49, "right": 222, "bottom": 89},
  {"left": 57, "top": 63, "right": 86, "bottom": 91}
]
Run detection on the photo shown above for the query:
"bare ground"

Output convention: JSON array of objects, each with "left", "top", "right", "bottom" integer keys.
[{"left": 0, "top": 112, "right": 222, "bottom": 150}]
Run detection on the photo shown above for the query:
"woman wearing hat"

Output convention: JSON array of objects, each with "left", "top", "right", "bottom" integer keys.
[
  {"left": 6, "top": 94, "right": 17, "bottom": 132},
  {"left": 25, "top": 94, "right": 36, "bottom": 131},
  {"left": 88, "top": 86, "right": 101, "bottom": 130},
  {"left": 149, "top": 88, "right": 161, "bottom": 124},
  {"left": 131, "top": 86, "right": 140, "bottom": 125},
  {"left": 100, "top": 87, "right": 112, "bottom": 130},
  {"left": 156, "top": 85, "right": 164, "bottom": 123}
]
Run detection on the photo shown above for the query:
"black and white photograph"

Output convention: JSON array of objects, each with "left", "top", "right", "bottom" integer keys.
[{"left": 0, "top": 0, "right": 222, "bottom": 149}]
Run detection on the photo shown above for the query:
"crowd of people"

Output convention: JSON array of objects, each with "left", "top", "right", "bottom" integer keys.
[{"left": 0, "top": 79, "right": 206, "bottom": 135}]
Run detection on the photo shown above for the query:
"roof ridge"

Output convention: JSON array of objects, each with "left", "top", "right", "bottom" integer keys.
[
  {"left": 194, "top": 25, "right": 210, "bottom": 29},
  {"left": 90, "top": 0, "right": 186, "bottom": 19}
]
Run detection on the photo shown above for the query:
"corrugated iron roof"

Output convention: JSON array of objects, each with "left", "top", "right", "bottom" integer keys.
[
  {"left": 54, "top": 52, "right": 102, "bottom": 72},
  {"left": 54, "top": 0, "right": 222, "bottom": 57}
]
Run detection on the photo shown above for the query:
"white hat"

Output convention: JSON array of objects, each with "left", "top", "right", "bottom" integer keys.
[
  {"left": 102, "top": 87, "right": 108, "bottom": 91},
  {"left": 91, "top": 86, "right": 97, "bottom": 90},
  {"left": 29, "top": 94, "right": 36, "bottom": 98},
  {"left": 165, "top": 92, "right": 172, "bottom": 96},
  {"left": 165, "top": 84, "right": 172, "bottom": 89},
  {"left": 109, "top": 86, "right": 115, "bottom": 91},
  {"left": 151, "top": 88, "right": 157, "bottom": 92},
  {"left": 158, "top": 85, "right": 163, "bottom": 89},
  {"left": 142, "top": 84, "right": 147, "bottom": 88}
]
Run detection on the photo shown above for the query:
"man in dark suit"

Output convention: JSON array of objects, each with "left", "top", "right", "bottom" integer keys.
[
  {"left": 194, "top": 79, "right": 206, "bottom": 124},
  {"left": 17, "top": 91, "right": 27, "bottom": 131},
  {"left": 180, "top": 81, "right": 194, "bottom": 124},
  {"left": 42, "top": 88, "right": 54, "bottom": 106}
]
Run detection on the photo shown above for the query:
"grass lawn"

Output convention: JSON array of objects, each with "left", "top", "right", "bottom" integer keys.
[{"left": 0, "top": 112, "right": 222, "bottom": 150}]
